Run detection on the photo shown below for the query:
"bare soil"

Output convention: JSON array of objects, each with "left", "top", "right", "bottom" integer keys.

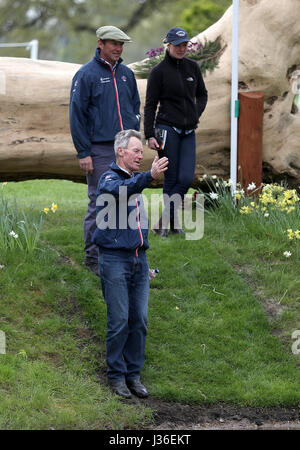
[{"left": 129, "top": 396, "right": 300, "bottom": 430}]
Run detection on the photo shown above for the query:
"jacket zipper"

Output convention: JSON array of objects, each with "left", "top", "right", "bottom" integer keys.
[
  {"left": 101, "top": 66, "right": 142, "bottom": 256},
  {"left": 107, "top": 64, "right": 124, "bottom": 131},
  {"left": 177, "top": 60, "right": 187, "bottom": 128},
  {"left": 135, "top": 197, "right": 143, "bottom": 257}
]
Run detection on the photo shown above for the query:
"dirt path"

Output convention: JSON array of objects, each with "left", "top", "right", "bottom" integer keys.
[{"left": 128, "top": 397, "right": 300, "bottom": 430}]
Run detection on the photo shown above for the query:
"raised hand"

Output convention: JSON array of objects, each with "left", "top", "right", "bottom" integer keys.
[{"left": 150, "top": 155, "right": 168, "bottom": 179}]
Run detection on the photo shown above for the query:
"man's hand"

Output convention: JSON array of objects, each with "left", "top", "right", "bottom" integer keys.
[
  {"left": 79, "top": 156, "right": 93, "bottom": 173},
  {"left": 147, "top": 137, "right": 160, "bottom": 150},
  {"left": 150, "top": 156, "right": 168, "bottom": 179}
]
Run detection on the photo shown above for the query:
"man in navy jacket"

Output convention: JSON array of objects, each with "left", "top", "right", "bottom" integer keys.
[
  {"left": 92, "top": 129, "right": 168, "bottom": 398},
  {"left": 69, "top": 26, "right": 141, "bottom": 275}
]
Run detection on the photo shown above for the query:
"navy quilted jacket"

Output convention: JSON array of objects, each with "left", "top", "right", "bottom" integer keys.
[
  {"left": 69, "top": 49, "right": 140, "bottom": 158},
  {"left": 92, "top": 162, "right": 153, "bottom": 251}
]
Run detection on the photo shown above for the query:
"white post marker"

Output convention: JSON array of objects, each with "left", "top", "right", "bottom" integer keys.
[
  {"left": 28, "top": 40, "right": 39, "bottom": 59},
  {"left": 230, "top": 0, "right": 239, "bottom": 195}
]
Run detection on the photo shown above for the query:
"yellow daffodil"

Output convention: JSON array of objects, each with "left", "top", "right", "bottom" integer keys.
[
  {"left": 240, "top": 206, "right": 252, "bottom": 214},
  {"left": 51, "top": 203, "right": 58, "bottom": 213},
  {"left": 286, "top": 229, "right": 300, "bottom": 240},
  {"left": 43, "top": 207, "right": 50, "bottom": 214},
  {"left": 286, "top": 206, "right": 295, "bottom": 214},
  {"left": 257, "top": 184, "right": 299, "bottom": 215}
]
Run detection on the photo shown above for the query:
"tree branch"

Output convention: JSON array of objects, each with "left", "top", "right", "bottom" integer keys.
[{"left": 122, "top": 0, "right": 172, "bottom": 33}]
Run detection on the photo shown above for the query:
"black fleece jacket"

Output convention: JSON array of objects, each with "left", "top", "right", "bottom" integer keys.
[{"left": 144, "top": 50, "right": 208, "bottom": 139}]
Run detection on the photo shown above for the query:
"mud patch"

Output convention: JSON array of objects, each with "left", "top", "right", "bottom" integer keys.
[{"left": 134, "top": 398, "right": 300, "bottom": 430}]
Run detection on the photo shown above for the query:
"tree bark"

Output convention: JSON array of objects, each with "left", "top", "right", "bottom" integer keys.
[{"left": 0, "top": 0, "right": 300, "bottom": 188}]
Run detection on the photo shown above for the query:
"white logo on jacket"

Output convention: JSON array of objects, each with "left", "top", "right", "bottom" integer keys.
[{"left": 100, "top": 77, "right": 111, "bottom": 83}]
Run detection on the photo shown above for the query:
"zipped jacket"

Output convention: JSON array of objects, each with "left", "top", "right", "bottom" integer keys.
[
  {"left": 144, "top": 50, "right": 208, "bottom": 138},
  {"left": 69, "top": 49, "right": 141, "bottom": 158},
  {"left": 92, "top": 162, "right": 153, "bottom": 251}
]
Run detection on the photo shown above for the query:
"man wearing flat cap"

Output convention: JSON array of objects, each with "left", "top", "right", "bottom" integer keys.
[{"left": 69, "top": 26, "right": 141, "bottom": 276}]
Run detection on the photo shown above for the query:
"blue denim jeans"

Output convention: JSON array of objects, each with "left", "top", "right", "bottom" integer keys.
[{"left": 99, "top": 248, "right": 149, "bottom": 382}]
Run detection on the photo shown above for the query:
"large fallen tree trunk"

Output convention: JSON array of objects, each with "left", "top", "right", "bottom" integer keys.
[
  {"left": 0, "top": 58, "right": 82, "bottom": 182},
  {"left": 0, "top": 0, "right": 300, "bottom": 187},
  {"left": 189, "top": 0, "right": 300, "bottom": 188}
]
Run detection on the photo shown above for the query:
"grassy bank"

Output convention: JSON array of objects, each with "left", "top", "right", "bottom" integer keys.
[{"left": 0, "top": 179, "right": 299, "bottom": 429}]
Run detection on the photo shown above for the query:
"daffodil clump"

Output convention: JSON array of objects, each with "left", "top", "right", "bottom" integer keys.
[
  {"left": 197, "top": 174, "right": 235, "bottom": 205},
  {"left": 197, "top": 173, "right": 300, "bottom": 236},
  {"left": 230, "top": 182, "right": 299, "bottom": 218},
  {"left": 198, "top": 175, "right": 300, "bottom": 212},
  {"left": 0, "top": 183, "right": 58, "bottom": 253},
  {"left": 253, "top": 184, "right": 299, "bottom": 215},
  {"left": 42, "top": 202, "right": 58, "bottom": 214},
  {"left": 196, "top": 174, "right": 241, "bottom": 220},
  {"left": 286, "top": 229, "right": 300, "bottom": 240}
]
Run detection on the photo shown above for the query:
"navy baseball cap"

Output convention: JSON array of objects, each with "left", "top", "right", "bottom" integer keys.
[{"left": 163, "top": 27, "right": 190, "bottom": 45}]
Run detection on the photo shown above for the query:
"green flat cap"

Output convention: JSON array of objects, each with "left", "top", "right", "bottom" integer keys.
[{"left": 96, "top": 25, "right": 132, "bottom": 42}]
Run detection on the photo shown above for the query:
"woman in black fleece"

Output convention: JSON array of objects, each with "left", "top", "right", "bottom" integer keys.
[{"left": 144, "top": 27, "right": 208, "bottom": 237}]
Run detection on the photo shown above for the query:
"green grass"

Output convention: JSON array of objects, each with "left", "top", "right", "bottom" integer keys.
[
  {"left": 0, "top": 179, "right": 299, "bottom": 429},
  {"left": 144, "top": 228, "right": 300, "bottom": 405}
]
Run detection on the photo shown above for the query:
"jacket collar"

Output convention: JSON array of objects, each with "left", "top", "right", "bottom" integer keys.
[
  {"left": 110, "top": 161, "right": 133, "bottom": 178},
  {"left": 165, "top": 49, "right": 184, "bottom": 66},
  {"left": 94, "top": 48, "right": 123, "bottom": 69}
]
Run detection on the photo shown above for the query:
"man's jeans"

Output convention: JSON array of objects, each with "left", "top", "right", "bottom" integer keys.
[
  {"left": 99, "top": 249, "right": 149, "bottom": 382},
  {"left": 84, "top": 142, "right": 115, "bottom": 264}
]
